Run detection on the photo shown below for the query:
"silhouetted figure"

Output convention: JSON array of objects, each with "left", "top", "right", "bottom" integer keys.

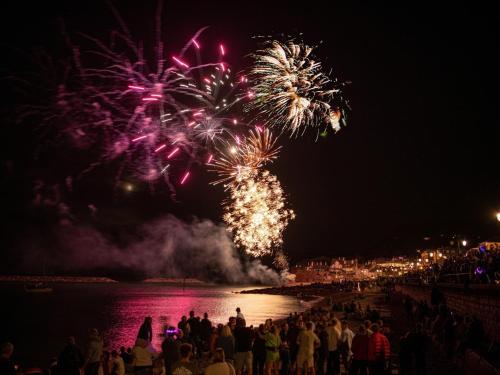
[
  {"left": 0, "top": 342, "right": 16, "bottom": 375},
  {"left": 398, "top": 333, "right": 412, "bottom": 375},
  {"left": 138, "top": 317, "right": 153, "bottom": 343},
  {"left": 408, "top": 323, "right": 428, "bottom": 375},
  {"left": 58, "top": 336, "right": 84, "bottom": 375}
]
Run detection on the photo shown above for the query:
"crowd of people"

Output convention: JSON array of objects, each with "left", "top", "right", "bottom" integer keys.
[
  {"left": 398, "top": 284, "right": 495, "bottom": 374},
  {"left": 0, "top": 302, "right": 395, "bottom": 375},
  {"left": 403, "top": 248, "right": 500, "bottom": 286}
]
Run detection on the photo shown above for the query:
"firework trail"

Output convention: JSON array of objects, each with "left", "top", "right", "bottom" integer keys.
[
  {"left": 245, "top": 40, "right": 348, "bottom": 136},
  {"left": 210, "top": 128, "right": 280, "bottom": 185},
  {"left": 16, "top": 1, "right": 247, "bottom": 193}
]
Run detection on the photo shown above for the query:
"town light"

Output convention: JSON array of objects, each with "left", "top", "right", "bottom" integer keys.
[{"left": 462, "top": 240, "right": 467, "bottom": 247}]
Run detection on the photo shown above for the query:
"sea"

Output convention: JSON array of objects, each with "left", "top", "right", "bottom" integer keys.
[{"left": 0, "top": 282, "right": 309, "bottom": 368}]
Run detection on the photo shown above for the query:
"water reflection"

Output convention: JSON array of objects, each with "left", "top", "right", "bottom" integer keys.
[{"left": 104, "top": 285, "right": 303, "bottom": 350}]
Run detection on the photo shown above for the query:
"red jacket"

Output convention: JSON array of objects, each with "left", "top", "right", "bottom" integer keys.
[
  {"left": 367, "top": 332, "right": 390, "bottom": 362},
  {"left": 351, "top": 334, "right": 370, "bottom": 361}
]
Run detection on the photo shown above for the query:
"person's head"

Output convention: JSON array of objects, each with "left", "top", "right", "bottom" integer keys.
[
  {"left": 204, "top": 312, "right": 208, "bottom": 319},
  {"left": 364, "top": 320, "right": 372, "bottom": 329},
  {"left": 112, "top": 350, "right": 119, "bottom": 358},
  {"left": 341, "top": 320, "right": 348, "bottom": 330},
  {"left": 371, "top": 323, "right": 380, "bottom": 333},
  {"left": 376, "top": 319, "right": 383, "bottom": 327},
  {"left": 236, "top": 307, "right": 241, "bottom": 313},
  {"left": 270, "top": 325, "right": 278, "bottom": 334},
  {"left": 120, "top": 346, "right": 126, "bottom": 353},
  {"left": 189, "top": 311, "right": 195, "bottom": 318},
  {"left": 181, "top": 316, "right": 187, "bottom": 322},
  {"left": 213, "top": 348, "right": 225, "bottom": 363},
  {"left": 221, "top": 325, "right": 232, "bottom": 337},
  {"left": 281, "top": 323, "right": 289, "bottom": 331},
  {"left": 145, "top": 317, "right": 152, "bottom": 325},
  {"left": 358, "top": 325, "right": 366, "bottom": 334},
  {"left": 305, "top": 322, "right": 313, "bottom": 331},
  {"left": 67, "top": 336, "right": 76, "bottom": 345},
  {"left": 179, "top": 343, "right": 192, "bottom": 360},
  {"left": 258, "top": 324, "right": 265, "bottom": 333},
  {"left": 0, "top": 342, "right": 14, "bottom": 359}
]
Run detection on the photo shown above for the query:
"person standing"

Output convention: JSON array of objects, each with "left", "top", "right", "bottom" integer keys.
[
  {"left": 316, "top": 324, "right": 329, "bottom": 375},
  {"left": 408, "top": 323, "right": 428, "bottom": 375},
  {"left": 296, "top": 322, "right": 319, "bottom": 375},
  {"left": 367, "top": 324, "right": 390, "bottom": 375},
  {"left": 216, "top": 326, "right": 235, "bottom": 364},
  {"left": 178, "top": 317, "right": 191, "bottom": 339},
  {"left": 264, "top": 326, "right": 281, "bottom": 375},
  {"left": 350, "top": 325, "right": 369, "bottom": 375},
  {"left": 200, "top": 313, "right": 213, "bottom": 350},
  {"left": 340, "top": 321, "right": 354, "bottom": 371},
  {"left": 162, "top": 329, "right": 181, "bottom": 375},
  {"left": 138, "top": 317, "right": 153, "bottom": 343},
  {"left": 236, "top": 308, "right": 245, "bottom": 321},
  {"left": 326, "top": 319, "right": 341, "bottom": 375},
  {"left": 59, "top": 336, "right": 84, "bottom": 375},
  {"left": 252, "top": 325, "right": 267, "bottom": 375},
  {"left": 279, "top": 323, "right": 291, "bottom": 375},
  {"left": 84, "top": 329, "right": 103, "bottom": 375},
  {"left": 234, "top": 319, "right": 254, "bottom": 375}
]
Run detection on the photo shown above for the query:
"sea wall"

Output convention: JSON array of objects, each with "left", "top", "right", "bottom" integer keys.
[{"left": 395, "top": 283, "right": 500, "bottom": 341}]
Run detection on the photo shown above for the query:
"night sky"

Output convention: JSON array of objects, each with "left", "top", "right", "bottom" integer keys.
[{"left": 0, "top": 0, "right": 498, "bottom": 274}]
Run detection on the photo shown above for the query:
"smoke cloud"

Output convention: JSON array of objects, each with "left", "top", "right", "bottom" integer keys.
[{"left": 38, "top": 215, "right": 282, "bottom": 284}]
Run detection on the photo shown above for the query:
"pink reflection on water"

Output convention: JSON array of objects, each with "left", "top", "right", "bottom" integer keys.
[{"left": 103, "top": 285, "right": 304, "bottom": 351}]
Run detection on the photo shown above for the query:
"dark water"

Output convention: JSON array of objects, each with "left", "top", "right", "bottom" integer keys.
[{"left": 0, "top": 283, "right": 306, "bottom": 368}]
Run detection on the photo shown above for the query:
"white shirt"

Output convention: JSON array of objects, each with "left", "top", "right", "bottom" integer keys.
[
  {"left": 236, "top": 312, "right": 245, "bottom": 320},
  {"left": 341, "top": 328, "right": 355, "bottom": 351}
]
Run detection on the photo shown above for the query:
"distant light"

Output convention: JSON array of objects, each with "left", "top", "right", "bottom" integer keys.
[
  {"left": 124, "top": 183, "right": 134, "bottom": 192},
  {"left": 462, "top": 240, "right": 467, "bottom": 247},
  {"left": 497, "top": 212, "right": 500, "bottom": 222},
  {"left": 429, "top": 252, "right": 434, "bottom": 257}
]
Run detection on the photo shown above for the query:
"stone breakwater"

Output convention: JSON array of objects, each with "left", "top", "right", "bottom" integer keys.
[{"left": 0, "top": 275, "right": 118, "bottom": 283}]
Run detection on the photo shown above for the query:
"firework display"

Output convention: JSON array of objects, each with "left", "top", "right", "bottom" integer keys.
[
  {"left": 246, "top": 40, "right": 348, "bottom": 136},
  {"left": 223, "top": 169, "right": 295, "bottom": 257},
  {"left": 210, "top": 129, "right": 280, "bottom": 185},
  {"left": 15, "top": 4, "right": 348, "bottom": 268}
]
